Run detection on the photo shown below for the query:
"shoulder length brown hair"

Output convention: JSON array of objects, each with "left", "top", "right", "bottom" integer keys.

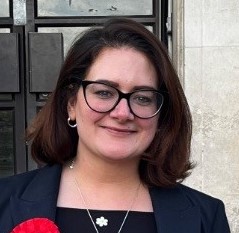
[{"left": 26, "top": 18, "right": 193, "bottom": 187}]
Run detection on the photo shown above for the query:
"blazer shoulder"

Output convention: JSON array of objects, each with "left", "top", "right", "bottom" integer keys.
[
  {"left": 0, "top": 169, "right": 38, "bottom": 196},
  {"left": 178, "top": 184, "right": 223, "bottom": 207},
  {"left": 151, "top": 183, "right": 225, "bottom": 211},
  {"left": 0, "top": 164, "right": 61, "bottom": 204},
  {"left": 178, "top": 184, "right": 230, "bottom": 232},
  {"left": 151, "top": 184, "right": 230, "bottom": 232}
]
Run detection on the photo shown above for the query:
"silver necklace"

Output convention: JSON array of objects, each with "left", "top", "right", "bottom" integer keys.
[{"left": 69, "top": 160, "right": 141, "bottom": 233}]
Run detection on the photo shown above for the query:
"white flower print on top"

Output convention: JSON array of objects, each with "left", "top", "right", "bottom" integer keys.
[{"left": 96, "top": 216, "right": 108, "bottom": 227}]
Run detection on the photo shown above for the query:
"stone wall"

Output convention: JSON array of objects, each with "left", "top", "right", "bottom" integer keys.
[{"left": 183, "top": 0, "right": 239, "bottom": 231}]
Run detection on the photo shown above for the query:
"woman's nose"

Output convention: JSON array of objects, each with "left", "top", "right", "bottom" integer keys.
[{"left": 109, "top": 99, "right": 134, "bottom": 121}]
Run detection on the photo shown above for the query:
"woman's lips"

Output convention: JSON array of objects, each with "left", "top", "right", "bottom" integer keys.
[{"left": 102, "top": 126, "right": 136, "bottom": 135}]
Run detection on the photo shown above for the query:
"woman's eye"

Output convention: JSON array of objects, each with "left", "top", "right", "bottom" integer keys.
[
  {"left": 94, "top": 90, "right": 113, "bottom": 98},
  {"left": 133, "top": 96, "right": 152, "bottom": 105}
]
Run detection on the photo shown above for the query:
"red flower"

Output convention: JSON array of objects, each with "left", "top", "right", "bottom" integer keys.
[{"left": 11, "top": 218, "right": 60, "bottom": 233}]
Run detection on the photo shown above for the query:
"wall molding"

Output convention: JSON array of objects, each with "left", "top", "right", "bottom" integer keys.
[{"left": 172, "top": 0, "right": 185, "bottom": 86}]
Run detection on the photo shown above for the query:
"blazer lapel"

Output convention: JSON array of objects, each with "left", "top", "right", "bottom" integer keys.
[
  {"left": 10, "top": 165, "right": 62, "bottom": 227},
  {"left": 150, "top": 186, "right": 201, "bottom": 233}
]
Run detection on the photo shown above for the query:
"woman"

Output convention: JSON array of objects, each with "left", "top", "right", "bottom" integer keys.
[{"left": 0, "top": 18, "right": 230, "bottom": 233}]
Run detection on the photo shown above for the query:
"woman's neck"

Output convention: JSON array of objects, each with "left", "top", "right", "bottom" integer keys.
[
  {"left": 73, "top": 153, "right": 141, "bottom": 188},
  {"left": 59, "top": 158, "right": 153, "bottom": 212}
]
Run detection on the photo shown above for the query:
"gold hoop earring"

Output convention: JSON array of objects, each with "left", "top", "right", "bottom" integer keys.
[{"left": 67, "top": 117, "right": 77, "bottom": 128}]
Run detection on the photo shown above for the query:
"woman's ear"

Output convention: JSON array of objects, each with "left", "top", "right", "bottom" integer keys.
[{"left": 67, "top": 98, "right": 76, "bottom": 120}]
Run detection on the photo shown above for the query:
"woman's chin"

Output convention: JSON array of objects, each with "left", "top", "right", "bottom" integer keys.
[{"left": 98, "top": 150, "right": 140, "bottom": 164}]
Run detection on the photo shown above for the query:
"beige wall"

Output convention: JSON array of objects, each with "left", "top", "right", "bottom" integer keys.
[{"left": 176, "top": 0, "right": 239, "bottom": 231}]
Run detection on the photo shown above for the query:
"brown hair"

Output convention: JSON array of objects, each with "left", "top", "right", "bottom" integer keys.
[{"left": 26, "top": 18, "right": 193, "bottom": 187}]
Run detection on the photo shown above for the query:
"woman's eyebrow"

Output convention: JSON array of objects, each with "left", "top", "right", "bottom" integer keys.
[
  {"left": 132, "top": 85, "right": 157, "bottom": 91},
  {"left": 95, "top": 79, "right": 119, "bottom": 87},
  {"left": 94, "top": 79, "right": 157, "bottom": 91}
]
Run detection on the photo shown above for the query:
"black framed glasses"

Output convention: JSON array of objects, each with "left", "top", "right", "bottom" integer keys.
[{"left": 75, "top": 80, "right": 164, "bottom": 119}]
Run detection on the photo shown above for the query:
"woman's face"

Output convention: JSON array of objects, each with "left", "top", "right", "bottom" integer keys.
[{"left": 68, "top": 47, "right": 159, "bottom": 163}]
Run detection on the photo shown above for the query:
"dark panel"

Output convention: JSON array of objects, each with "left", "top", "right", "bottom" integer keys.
[
  {"left": 0, "top": 94, "right": 12, "bottom": 100},
  {"left": 161, "top": 0, "right": 169, "bottom": 47},
  {"left": 0, "top": 109, "right": 14, "bottom": 177},
  {"left": 0, "top": 33, "right": 19, "bottom": 92},
  {"left": 29, "top": 33, "right": 63, "bottom": 92}
]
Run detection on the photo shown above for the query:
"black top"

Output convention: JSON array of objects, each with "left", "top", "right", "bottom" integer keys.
[{"left": 56, "top": 207, "right": 157, "bottom": 233}]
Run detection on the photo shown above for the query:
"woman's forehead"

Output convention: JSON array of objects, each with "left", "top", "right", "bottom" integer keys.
[{"left": 86, "top": 47, "right": 158, "bottom": 89}]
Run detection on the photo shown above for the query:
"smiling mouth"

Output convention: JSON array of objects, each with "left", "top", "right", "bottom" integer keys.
[{"left": 102, "top": 126, "right": 136, "bottom": 134}]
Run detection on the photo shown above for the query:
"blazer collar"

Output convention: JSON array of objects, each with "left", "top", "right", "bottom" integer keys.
[
  {"left": 149, "top": 186, "right": 201, "bottom": 233},
  {"left": 10, "top": 165, "right": 62, "bottom": 226}
]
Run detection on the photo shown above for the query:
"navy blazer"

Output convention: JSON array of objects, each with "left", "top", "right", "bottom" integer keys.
[{"left": 0, "top": 165, "right": 230, "bottom": 233}]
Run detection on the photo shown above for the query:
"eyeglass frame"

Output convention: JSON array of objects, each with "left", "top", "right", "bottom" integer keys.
[{"left": 69, "top": 78, "right": 164, "bottom": 119}]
